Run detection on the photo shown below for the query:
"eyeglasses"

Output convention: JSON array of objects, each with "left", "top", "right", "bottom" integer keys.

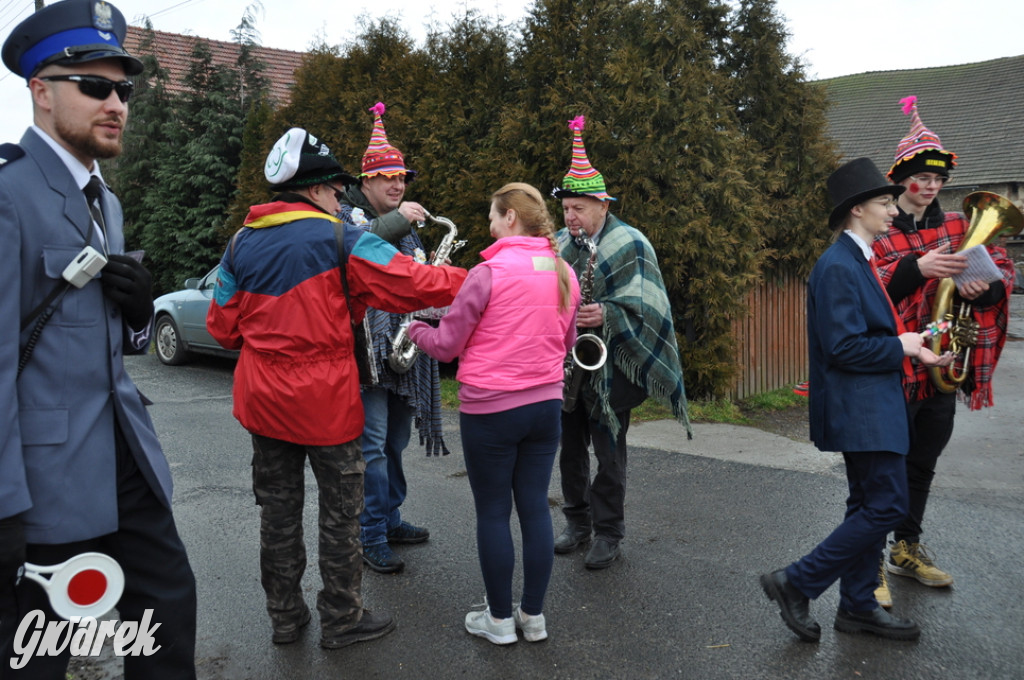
[
  {"left": 908, "top": 174, "right": 948, "bottom": 187},
  {"left": 329, "top": 185, "right": 345, "bottom": 203},
  {"left": 38, "top": 75, "right": 134, "bottom": 103},
  {"left": 871, "top": 197, "right": 899, "bottom": 208}
]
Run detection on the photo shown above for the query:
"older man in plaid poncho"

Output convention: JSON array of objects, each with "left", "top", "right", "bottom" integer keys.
[{"left": 550, "top": 116, "right": 691, "bottom": 570}]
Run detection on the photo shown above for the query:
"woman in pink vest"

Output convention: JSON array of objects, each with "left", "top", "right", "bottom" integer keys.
[{"left": 408, "top": 183, "right": 580, "bottom": 645}]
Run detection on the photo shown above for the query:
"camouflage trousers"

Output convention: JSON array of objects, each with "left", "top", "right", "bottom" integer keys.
[{"left": 250, "top": 434, "right": 365, "bottom": 635}]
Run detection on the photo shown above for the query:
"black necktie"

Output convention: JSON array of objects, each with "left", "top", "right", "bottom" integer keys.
[{"left": 83, "top": 175, "right": 107, "bottom": 244}]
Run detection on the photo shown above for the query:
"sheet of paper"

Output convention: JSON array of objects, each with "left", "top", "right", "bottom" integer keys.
[{"left": 952, "top": 244, "right": 1003, "bottom": 286}]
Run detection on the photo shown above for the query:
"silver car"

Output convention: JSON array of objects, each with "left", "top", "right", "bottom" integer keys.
[{"left": 152, "top": 265, "right": 237, "bottom": 365}]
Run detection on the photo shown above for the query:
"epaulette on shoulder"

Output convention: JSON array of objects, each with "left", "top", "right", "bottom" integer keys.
[{"left": 0, "top": 143, "right": 25, "bottom": 170}]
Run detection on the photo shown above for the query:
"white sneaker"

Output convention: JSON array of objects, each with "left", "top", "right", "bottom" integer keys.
[
  {"left": 513, "top": 605, "right": 547, "bottom": 642},
  {"left": 465, "top": 608, "right": 517, "bottom": 645}
]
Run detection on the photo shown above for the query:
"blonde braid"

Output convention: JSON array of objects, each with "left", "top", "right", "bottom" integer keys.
[{"left": 491, "top": 182, "right": 572, "bottom": 311}]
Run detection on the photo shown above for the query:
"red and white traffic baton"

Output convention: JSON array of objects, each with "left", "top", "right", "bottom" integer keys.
[{"left": 21, "top": 553, "right": 124, "bottom": 620}]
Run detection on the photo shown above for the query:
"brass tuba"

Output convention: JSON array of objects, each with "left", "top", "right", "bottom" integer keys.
[
  {"left": 928, "top": 191, "right": 1023, "bottom": 393},
  {"left": 387, "top": 210, "right": 466, "bottom": 374}
]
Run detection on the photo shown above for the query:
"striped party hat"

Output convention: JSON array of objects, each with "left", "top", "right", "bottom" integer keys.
[
  {"left": 360, "top": 101, "right": 416, "bottom": 180},
  {"left": 552, "top": 116, "right": 615, "bottom": 201},
  {"left": 887, "top": 95, "right": 956, "bottom": 182}
]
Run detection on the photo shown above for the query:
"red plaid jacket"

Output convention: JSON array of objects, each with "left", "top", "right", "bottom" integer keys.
[{"left": 872, "top": 206, "right": 1014, "bottom": 409}]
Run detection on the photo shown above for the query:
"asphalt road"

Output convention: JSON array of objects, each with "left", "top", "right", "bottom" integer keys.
[{"left": 75, "top": 322, "right": 1024, "bottom": 679}]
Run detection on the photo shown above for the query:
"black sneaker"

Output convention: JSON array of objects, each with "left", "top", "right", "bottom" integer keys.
[
  {"left": 321, "top": 609, "right": 397, "bottom": 649},
  {"left": 362, "top": 542, "right": 405, "bottom": 574},
  {"left": 387, "top": 521, "right": 430, "bottom": 544}
]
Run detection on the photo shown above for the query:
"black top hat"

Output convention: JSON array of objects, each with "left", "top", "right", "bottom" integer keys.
[
  {"left": 2, "top": 0, "right": 143, "bottom": 79},
  {"left": 827, "top": 157, "right": 905, "bottom": 230}
]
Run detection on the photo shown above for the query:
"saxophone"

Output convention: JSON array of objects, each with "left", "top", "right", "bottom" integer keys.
[
  {"left": 387, "top": 210, "right": 466, "bottom": 374},
  {"left": 562, "top": 233, "right": 608, "bottom": 413}
]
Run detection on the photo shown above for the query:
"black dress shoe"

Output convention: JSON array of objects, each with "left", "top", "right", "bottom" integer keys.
[
  {"left": 554, "top": 524, "right": 591, "bottom": 554},
  {"left": 834, "top": 607, "right": 921, "bottom": 641},
  {"left": 759, "top": 570, "right": 821, "bottom": 642},
  {"left": 584, "top": 537, "right": 620, "bottom": 569}
]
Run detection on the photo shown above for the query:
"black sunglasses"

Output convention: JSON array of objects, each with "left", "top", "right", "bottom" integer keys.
[{"left": 39, "top": 75, "right": 134, "bottom": 103}]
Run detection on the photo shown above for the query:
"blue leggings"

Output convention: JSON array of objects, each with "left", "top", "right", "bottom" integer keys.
[{"left": 460, "top": 400, "right": 560, "bottom": 619}]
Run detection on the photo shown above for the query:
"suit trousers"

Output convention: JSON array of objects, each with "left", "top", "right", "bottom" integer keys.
[
  {"left": 559, "top": 406, "right": 631, "bottom": 542},
  {"left": 2, "top": 427, "right": 196, "bottom": 680},
  {"left": 786, "top": 450, "right": 909, "bottom": 612}
]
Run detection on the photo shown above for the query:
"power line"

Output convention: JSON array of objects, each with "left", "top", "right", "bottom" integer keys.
[
  {"left": 0, "top": 0, "right": 32, "bottom": 34},
  {"left": 148, "top": 0, "right": 208, "bottom": 21}
]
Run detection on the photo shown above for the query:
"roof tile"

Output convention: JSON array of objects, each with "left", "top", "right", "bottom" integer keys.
[
  {"left": 123, "top": 26, "right": 305, "bottom": 106},
  {"left": 820, "top": 55, "right": 1024, "bottom": 188}
]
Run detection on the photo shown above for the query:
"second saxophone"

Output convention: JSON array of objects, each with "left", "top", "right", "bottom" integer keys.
[{"left": 562, "top": 233, "right": 608, "bottom": 412}]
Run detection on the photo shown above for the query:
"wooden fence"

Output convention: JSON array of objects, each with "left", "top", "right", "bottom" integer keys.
[{"left": 730, "top": 271, "right": 808, "bottom": 400}]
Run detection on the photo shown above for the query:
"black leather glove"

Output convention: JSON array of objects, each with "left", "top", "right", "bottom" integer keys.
[
  {"left": 101, "top": 254, "right": 154, "bottom": 331},
  {"left": 0, "top": 514, "right": 26, "bottom": 587}
]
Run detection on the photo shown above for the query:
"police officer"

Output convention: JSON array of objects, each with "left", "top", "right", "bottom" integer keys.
[{"left": 1, "top": 1, "right": 197, "bottom": 677}]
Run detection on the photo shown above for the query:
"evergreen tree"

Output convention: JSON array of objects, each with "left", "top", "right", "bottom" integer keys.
[
  {"left": 108, "top": 22, "right": 174, "bottom": 252},
  {"left": 411, "top": 12, "right": 516, "bottom": 263},
  {"left": 123, "top": 13, "right": 269, "bottom": 294},
  {"left": 723, "top": 0, "right": 837, "bottom": 276},
  {"left": 508, "top": 0, "right": 769, "bottom": 397}
]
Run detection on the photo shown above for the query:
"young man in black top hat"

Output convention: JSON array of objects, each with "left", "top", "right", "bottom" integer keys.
[{"left": 760, "top": 158, "right": 951, "bottom": 643}]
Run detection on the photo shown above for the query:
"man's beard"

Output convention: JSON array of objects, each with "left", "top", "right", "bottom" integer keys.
[{"left": 55, "top": 115, "right": 123, "bottom": 160}]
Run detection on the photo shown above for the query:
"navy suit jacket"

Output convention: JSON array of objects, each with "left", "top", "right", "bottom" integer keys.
[
  {"left": 807, "top": 233, "right": 910, "bottom": 454},
  {"left": 0, "top": 129, "right": 173, "bottom": 544}
]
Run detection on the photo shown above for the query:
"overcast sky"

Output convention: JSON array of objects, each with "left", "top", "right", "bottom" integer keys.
[{"left": 1, "top": 0, "right": 1022, "bottom": 140}]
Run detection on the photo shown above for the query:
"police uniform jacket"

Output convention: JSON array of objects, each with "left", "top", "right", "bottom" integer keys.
[{"left": 0, "top": 128, "right": 174, "bottom": 544}]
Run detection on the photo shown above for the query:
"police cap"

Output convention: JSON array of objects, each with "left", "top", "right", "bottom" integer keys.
[{"left": 2, "top": 0, "right": 143, "bottom": 79}]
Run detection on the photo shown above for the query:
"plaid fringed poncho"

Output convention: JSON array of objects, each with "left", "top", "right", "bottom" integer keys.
[
  {"left": 873, "top": 209, "right": 1014, "bottom": 410},
  {"left": 558, "top": 215, "right": 692, "bottom": 440},
  {"left": 339, "top": 203, "right": 449, "bottom": 455}
]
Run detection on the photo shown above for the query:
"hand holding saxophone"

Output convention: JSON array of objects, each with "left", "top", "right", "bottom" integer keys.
[
  {"left": 576, "top": 302, "right": 604, "bottom": 328},
  {"left": 398, "top": 201, "right": 428, "bottom": 224}
]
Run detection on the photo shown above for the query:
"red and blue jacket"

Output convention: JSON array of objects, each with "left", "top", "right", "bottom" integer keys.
[{"left": 207, "top": 200, "right": 466, "bottom": 445}]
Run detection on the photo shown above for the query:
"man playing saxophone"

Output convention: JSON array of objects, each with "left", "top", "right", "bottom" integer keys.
[
  {"left": 872, "top": 96, "right": 1016, "bottom": 602},
  {"left": 337, "top": 102, "right": 441, "bottom": 575},
  {"left": 551, "top": 116, "right": 691, "bottom": 570}
]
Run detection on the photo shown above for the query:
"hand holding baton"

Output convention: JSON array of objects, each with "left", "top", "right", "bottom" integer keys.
[{"left": 919, "top": 320, "right": 951, "bottom": 339}]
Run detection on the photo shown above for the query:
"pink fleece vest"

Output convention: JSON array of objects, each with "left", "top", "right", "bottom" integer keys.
[{"left": 458, "top": 237, "right": 576, "bottom": 391}]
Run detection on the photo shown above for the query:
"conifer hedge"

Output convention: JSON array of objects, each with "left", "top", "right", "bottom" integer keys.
[{"left": 117, "top": 0, "right": 837, "bottom": 399}]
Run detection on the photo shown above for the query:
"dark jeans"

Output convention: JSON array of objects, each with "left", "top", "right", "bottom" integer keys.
[
  {"left": 896, "top": 391, "right": 957, "bottom": 544},
  {"left": 460, "top": 401, "right": 561, "bottom": 619},
  {"left": 559, "top": 406, "right": 631, "bottom": 542},
  {"left": 250, "top": 434, "right": 365, "bottom": 635},
  {"left": 1, "top": 431, "right": 196, "bottom": 679},
  {"left": 787, "top": 450, "right": 908, "bottom": 612}
]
